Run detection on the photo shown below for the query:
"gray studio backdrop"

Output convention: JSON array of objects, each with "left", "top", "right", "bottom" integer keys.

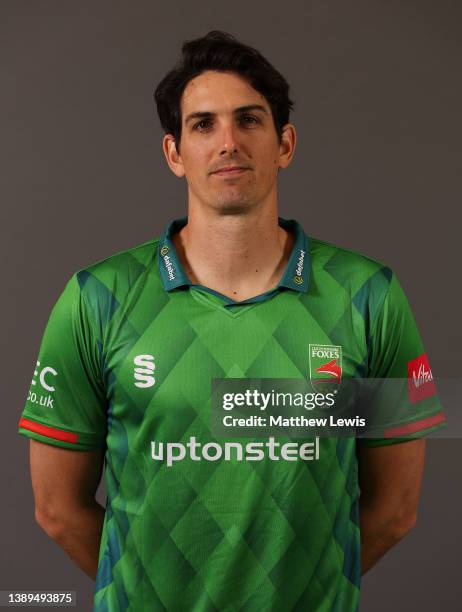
[{"left": 2, "top": 1, "right": 461, "bottom": 611}]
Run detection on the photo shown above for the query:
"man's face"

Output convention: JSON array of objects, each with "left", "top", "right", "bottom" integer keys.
[{"left": 164, "top": 70, "right": 294, "bottom": 214}]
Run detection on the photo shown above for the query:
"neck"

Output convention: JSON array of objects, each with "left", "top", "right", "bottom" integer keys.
[{"left": 172, "top": 205, "right": 293, "bottom": 302}]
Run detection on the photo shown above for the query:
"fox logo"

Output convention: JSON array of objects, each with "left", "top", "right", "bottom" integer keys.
[
  {"left": 315, "top": 358, "right": 342, "bottom": 383},
  {"left": 134, "top": 355, "right": 155, "bottom": 388},
  {"left": 309, "top": 344, "right": 343, "bottom": 390}
]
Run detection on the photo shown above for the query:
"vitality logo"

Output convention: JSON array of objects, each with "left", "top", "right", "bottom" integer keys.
[
  {"left": 407, "top": 353, "right": 436, "bottom": 403},
  {"left": 134, "top": 354, "right": 156, "bottom": 388}
]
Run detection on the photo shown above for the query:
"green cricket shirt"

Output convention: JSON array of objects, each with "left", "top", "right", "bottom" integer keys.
[{"left": 18, "top": 217, "right": 445, "bottom": 611}]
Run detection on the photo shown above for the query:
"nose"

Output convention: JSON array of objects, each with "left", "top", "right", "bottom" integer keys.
[{"left": 219, "top": 121, "right": 239, "bottom": 156}]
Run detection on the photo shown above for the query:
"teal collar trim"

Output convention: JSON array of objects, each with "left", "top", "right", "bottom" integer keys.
[
  {"left": 277, "top": 217, "right": 309, "bottom": 293},
  {"left": 157, "top": 216, "right": 310, "bottom": 297},
  {"left": 157, "top": 217, "right": 190, "bottom": 290}
]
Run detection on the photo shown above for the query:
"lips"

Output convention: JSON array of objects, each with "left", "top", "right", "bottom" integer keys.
[{"left": 212, "top": 166, "right": 249, "bottom": 175}]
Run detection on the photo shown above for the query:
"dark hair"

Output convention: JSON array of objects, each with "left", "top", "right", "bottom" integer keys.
[{"left": 154, "top": 30, "right": 294, "bottom": 152}]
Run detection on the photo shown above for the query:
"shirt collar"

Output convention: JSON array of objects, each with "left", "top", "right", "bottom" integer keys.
[
  {"left": 158, "top": 216, "right": 310, "bottom": 294},
  {"left": 277, "top": 217, "right": 310, "bottom": 292},
  {"left": 157, "top": 217, "right": 191, "bottom": 290}
]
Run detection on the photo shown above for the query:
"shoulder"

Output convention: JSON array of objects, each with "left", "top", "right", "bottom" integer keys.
[
  {"left": 63, "top": 238, "right": 161, "bottom": 327},
  {"left": 307, "top": 236, "right": 397, "bottom": 324},
  {"left": 308, "top": 236, "right": 394, "bottom": 293},
  {"left": 309, "top": 236, "right": 391, "bottom": 279}
]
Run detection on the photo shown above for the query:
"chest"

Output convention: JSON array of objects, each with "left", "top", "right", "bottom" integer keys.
[{"left": 102, "top": 290, "right": 366, "bottom": 420}]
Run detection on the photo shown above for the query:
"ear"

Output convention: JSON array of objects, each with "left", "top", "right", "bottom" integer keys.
[
  {"left": 278, "top": 123, "right": 297, "bottom": 170},
  {"left": 162, "top": 134, "right": 185, "bottom": 177}
]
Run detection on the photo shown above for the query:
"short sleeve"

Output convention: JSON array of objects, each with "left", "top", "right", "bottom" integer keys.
[
  {"left": 358, "top": 272, "right": 446, "bottom": 447},
  {"left": 18, "top": 273, "right": 107, "bottom": 450}
]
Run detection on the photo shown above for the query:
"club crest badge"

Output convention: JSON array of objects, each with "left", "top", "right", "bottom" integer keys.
[{"left": 309, "top": 344, "right": 343, "bottom": 390}]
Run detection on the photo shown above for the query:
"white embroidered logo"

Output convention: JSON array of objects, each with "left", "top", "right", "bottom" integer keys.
[{"left": 134, "top": 355, "right": 156, "bottom": 388}]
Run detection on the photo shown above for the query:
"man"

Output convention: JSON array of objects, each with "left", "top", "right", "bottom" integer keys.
[{"left": 18, "top": 31, "right": 445, "bottom": 611}]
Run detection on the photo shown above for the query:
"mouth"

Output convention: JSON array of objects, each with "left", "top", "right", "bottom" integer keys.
[{"left": 212, "top": 166, "right": 250, "bottom": 177}]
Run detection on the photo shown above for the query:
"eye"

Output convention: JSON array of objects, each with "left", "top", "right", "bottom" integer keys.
[
  {"left": 240, "top": 115, "right": 259, "bottom": 125},
  {"left": 193, "top": 118, "right": 213, "bottom": 131}
]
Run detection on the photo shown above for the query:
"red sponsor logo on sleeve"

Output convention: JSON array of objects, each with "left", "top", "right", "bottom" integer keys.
[{"left": 407, "top": 353, "right": 437, "bottom": 403}]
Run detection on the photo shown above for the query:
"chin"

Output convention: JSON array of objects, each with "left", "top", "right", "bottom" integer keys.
[
  {"left": 212, "top": 200, "right": 256, "bottom": 215},
  {"left": 209, "top": 191, "right": 259, "bottom": 215}
]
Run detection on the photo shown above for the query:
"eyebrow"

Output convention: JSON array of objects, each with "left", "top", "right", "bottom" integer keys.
[{"left": 184, "top": 104, "right": 269, "bottom": 125}]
